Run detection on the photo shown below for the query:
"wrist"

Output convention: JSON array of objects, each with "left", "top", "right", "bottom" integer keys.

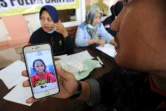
[
  {"left": 68, "top": 81, "right": 82, "bottom": 100},
  {"left": 63, "top": 30, "right": 68, "bottom": 38}
]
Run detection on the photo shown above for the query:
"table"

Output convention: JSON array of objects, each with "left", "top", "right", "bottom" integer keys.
[{"left": 0, "top": 47, "right": 114, "bottom": 111}]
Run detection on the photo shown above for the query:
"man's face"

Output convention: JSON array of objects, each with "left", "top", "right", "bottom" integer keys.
[{"left": 112, "top": 0, "right": 166, "bottom": 72}]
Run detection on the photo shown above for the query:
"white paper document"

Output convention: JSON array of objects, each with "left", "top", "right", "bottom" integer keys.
[
  {"left": 0, "top": 60, "right": 27, "bottom": 89},
  {"left": 3, "top": 82, "right": 32, "bottom": 106},
  {"left": 60, "top": 50, "right": 94, "bottom": 63},
  {"left": 96, "top": 44, "right": 117, "bottom": 58},
  {"left": 55, "top": 51, "right": 94, "bottom": 73},
  {"left": 54, "top": 54, "right": 68, "bottom": 60},
  {"left": 60, "top": 61, "right": 88, "bottom": 73}
]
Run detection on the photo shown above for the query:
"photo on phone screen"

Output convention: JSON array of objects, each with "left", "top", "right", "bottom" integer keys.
[{"left": 23, "top": 44, "right": 59, "bottom": 99}]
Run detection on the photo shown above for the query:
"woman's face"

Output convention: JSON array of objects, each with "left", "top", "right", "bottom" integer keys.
[
  {"left": 40, "top": 10, "right": 54, "bottom": 32},
  {"left": 34, "top": 61, "right": 45, "bottom": 73},
  {"left": 112, "top": 0, "right": 166, "bottom": 72},
  {"left": 92, "top": 13, "right": 102, "bottom": 26}
]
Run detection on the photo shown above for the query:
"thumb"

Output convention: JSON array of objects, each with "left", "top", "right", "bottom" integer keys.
[{"left": 56, "top": 66, "right": 71, "bottom": 80}]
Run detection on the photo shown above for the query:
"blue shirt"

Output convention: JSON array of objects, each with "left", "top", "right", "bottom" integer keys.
[{"left": 75, "top": 22, "right": 114, "bottom": 47}]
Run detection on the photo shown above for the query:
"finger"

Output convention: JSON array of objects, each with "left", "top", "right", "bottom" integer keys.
[
  {"left": 114, "top": 43, "right": 117, "bottom": 47},
  {"left": 51, "top": 24, "right": 55, "bottom": 28},
  {"left": 22, "top": 70, "right": 28, "bottom": 77},
  {"left": 54, "top": 25, "right": 61, "bottom": 32},
  {"left": 55, "top": 23, "right": 61, "bottom": 28},
  {"left": 113, "top": 42, "right": 117, "bottom": 46},
  {"left": 22, "top": 80, "right": 30, "bottom": 87},
  {"left": 55, "top": 29, "right": 61, "bottom": 34},
  {"left": 51, "top": 25, "right": 58, "bottom": 31},
  {"left": 56, "top": 66, "right": 73, "bottom": 80},
  {"left": 51, "top": 23, "right": 57, "bottom": 28},
  {"left": 54, "top": 24, "right": 58, "bottom": 27},
  {"left": 58, "top": 20, "right": 62, "bottom": 25},
  {"left": 26, "top": 97, "right": 39, "bottom": 104},
  {"left": 57, "top": 20, "right": 64, "bottom": 27},
  {"left": 57, "top": 75, "right": 64, "bottom": 86},
  {"left": 52, "top": 24, "right": 60, "bottom": 30},
  {"left": 54, "top": 57, "right": 61, "bottom": 61},
  {"left": 53, "top": 82, "right": 67, "bottom": 99}
]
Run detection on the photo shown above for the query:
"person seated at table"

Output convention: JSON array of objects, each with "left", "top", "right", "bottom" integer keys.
[
  {"left": 23, "top": 0, "right": 166, "bottom": 111},
  {"left": 75, "top": 5, "right": 116, "bottom": 47},
  {"left": 28, "top": 5, "right": 74, "bottom": 55},
  {"left": 31, "top": 59, "right": 56, "bottom": 87},
  {"left": 103, "top": 1, "right": 123, "bottom": 37}
]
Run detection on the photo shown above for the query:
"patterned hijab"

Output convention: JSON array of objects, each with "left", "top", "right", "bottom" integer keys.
[{"left": 85, "top": 5, "right": 103, "bottom": 39}]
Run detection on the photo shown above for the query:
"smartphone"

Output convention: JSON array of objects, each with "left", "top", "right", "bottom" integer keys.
[{"left": 23, "top": 43, "right": 59, "bottom": 99}]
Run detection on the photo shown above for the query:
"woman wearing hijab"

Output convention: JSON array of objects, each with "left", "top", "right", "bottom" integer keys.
[
  {"left": 29, "top": 5, "right": 74, "bottom": 55},
  {"left": 75, "top": 5, "right": 115, "bottom": 47}
]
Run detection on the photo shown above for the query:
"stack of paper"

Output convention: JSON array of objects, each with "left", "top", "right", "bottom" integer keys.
[
  {"left": 0, "top": 60, "right": 32, "bottom": 106},
  {"left": 3, "top": 83, "right": 32, "bottom": 106},
  {"left": 55, "top": 50, "right": 101, "bottom": 80},
  {"left": 0, "top": 60, "right": 27, "bottom": 89}
]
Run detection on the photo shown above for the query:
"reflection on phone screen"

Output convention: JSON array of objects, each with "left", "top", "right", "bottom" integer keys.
[{"left": 25, "top": 50, "right": 58, "bottom": 94}]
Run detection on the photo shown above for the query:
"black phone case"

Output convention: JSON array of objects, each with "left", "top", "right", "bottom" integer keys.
[{"left": 22, "top": 43, "right": 60, "bottom": 99}]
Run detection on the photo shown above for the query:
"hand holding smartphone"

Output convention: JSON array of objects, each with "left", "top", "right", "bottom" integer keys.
[{"left": 23, "top": 43, "right": 59, "bottom": 99}]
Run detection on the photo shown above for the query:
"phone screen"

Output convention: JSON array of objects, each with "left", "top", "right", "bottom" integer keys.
[{"left": 24, "top": 49, "right": 58, "bottom": 95}]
